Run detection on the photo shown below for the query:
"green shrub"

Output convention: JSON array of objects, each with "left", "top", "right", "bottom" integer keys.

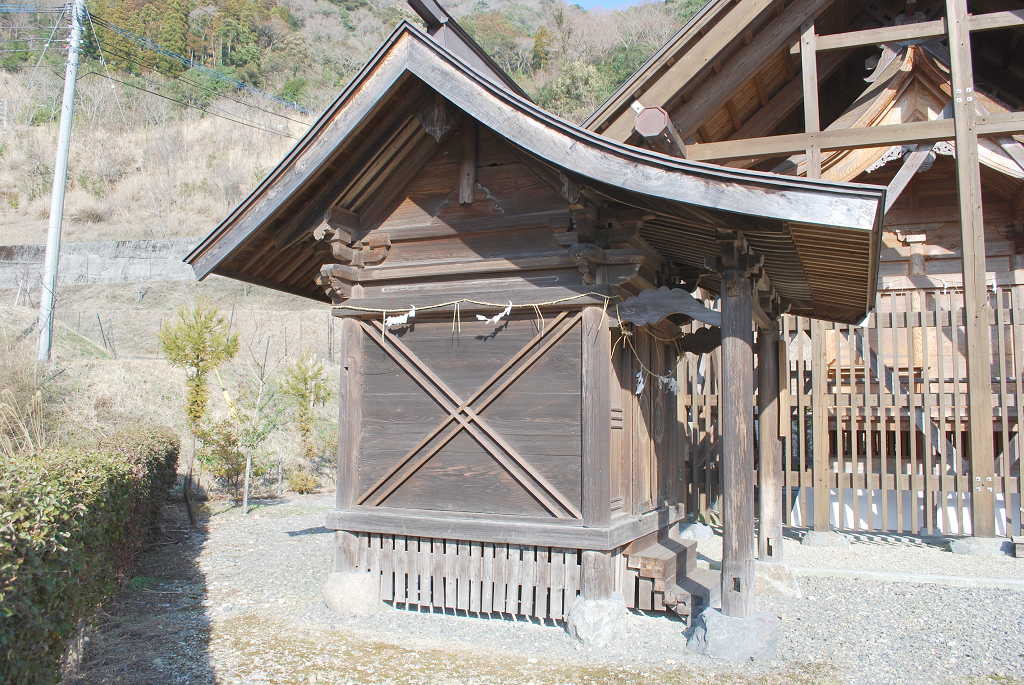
[{"left": 0, "top": 425, "right": 179, "bottom": 685}]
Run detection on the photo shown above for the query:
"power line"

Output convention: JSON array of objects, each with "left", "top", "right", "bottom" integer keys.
[
  {"left": 83, "top": 0, "right": 194, "bottom": 310},
  {"left": 78, "top": 70, "right": 301, "bottom": 139},
  {"left": 87, "top": 12, "right": 310, "bottom": 114},
  {"left": 0, "top": 6, "right": 69, "bottom": 13},
  {"left": 0, "top": 5, "right": 62, "bottom": 150},
  {"left": 93, "top": 38, "right": 311, "bottom": 126}
]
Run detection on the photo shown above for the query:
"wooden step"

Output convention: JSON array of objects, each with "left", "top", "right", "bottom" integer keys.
[
  {"left": 1013, "top": 536, "right": 1024, "bottom": 558},
  {"left": 662, "top": 568, "right": 721, "bottom": 622},
  {"left": 626, "top": 537, "right": 698, "bottom": 584}
]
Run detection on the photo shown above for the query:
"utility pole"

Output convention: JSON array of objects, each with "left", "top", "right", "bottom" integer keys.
[{"left": 36, "top": 0, "right": 85, "bottom": 361}]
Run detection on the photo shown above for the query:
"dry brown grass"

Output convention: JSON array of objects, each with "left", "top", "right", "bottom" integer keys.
[
  {"left": 0, "top": 70, "right": 308, "bottom": 245},
  {"left": 0, "top": 276, "right": 339, "bottom": 494}
]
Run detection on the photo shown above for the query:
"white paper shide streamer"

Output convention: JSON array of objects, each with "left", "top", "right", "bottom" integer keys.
[
  {"left": 635, "top": 371, "right": 645, "bottom": 396},
  {"left": 384, "top": 305, "right": 416, "bottom": 328},
  {"left": 657, "top": 375, "right": 679, "bottom": 395},
  {"left": 477, "top": 301, "right": 512, "bottom": 325}
]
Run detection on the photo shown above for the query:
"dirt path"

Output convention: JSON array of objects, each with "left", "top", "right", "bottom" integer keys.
[{"left": 67, "top": 494, "right": 1024, "bottom": 685}]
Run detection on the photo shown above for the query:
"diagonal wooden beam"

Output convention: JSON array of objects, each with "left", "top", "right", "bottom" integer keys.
[
  {"left": 885, "top": 144, "right": 936, "bottom": 213},
  {"left": 358, "top": 315, "right": 585, "bottom": 518},
  {"left": 357, "top": 311, "right": 573, "bottom": 505}
]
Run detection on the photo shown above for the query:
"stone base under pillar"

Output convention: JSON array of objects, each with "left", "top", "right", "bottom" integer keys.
[
  {"left": 948, "top": 537, "right": 1014, "bottom": 556},
  {"left": 755, "top": 561, "right": 802, "bottom": 599},
  {"left": 801, "top": 530, "right": 850, "bottom": 548},
  {"left": 323, "top": 571, "right": 386, "bottom": 616},
  {"left": 686, "top": 608, "right": 779, "bottom": 661},
  {"left": 564, "top": 593, "right": 629, "bottom": 648}
]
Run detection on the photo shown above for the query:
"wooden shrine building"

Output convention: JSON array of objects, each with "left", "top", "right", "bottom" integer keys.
[
  {"left": 186, "top": 14, "right": 884, "bottom": 625},
  {"left": 587, "top": 0, "right": 1024, "bottom": 540}
]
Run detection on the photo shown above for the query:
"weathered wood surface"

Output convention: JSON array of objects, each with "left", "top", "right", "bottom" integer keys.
[
  {"left": 337, "top": 317, "right": 363, "bottom": 511},
  {"left": 580, "top": 549, "right": 614, "bottom": 601},
  {"left": 358, "top": 315, "right": 583, "bottom": 518},
  {"left": 757, "top": 323, "right": 783, "bottom": 562},
  {"left": 947, "top": 0, "right": 997, "bottom": 537},
  {"left": 327, "top": 503, "right": 689, "bottom": 549},
  {"left": 720, "top": 271, "right": 755, "bottom": 618},
  {"left": 614, "top": 286, "right": 722, "bottom": 327},
  {"left": 356, "top": 533, "right": 583, "bottom": 619},
  {"left": 582, "top": 305, "right": 612, "bottom": 528},
  {"left": 403, "top": 35, "right": 883, "bottom": 232}
]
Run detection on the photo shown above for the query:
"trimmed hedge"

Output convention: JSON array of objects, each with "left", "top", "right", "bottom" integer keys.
[{"left": 0, "top": 426, "right": 180, "bottom": 685}]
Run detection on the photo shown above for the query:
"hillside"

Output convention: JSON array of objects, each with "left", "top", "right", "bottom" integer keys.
[{"left": 0, "top": 0, "right": 703, "bottom": 244}]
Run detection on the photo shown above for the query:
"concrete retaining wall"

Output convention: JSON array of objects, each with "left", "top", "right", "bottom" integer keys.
[{"left": 0, "top": 238, "right": 199, "bottom": 289}]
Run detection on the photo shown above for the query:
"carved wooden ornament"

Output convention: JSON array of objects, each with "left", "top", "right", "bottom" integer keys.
[{"left": 614, "top": 286, "right": 722, "bottom": 327}]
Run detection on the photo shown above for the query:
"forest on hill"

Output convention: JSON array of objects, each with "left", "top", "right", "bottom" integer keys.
[{"left": 0, "top": 0, "right": 705, "bottom": 245}]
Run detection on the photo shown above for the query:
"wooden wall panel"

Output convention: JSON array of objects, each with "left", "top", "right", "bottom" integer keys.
[
  {"left": 382, "top": 431, "right": 553, "bottom": 516},
  {"left": 613, "top": 325, "right": 683, "bottom": 517},
  {"left": 482, "top": 327, "right": 583, "bottom": 511},
  {"left": 359, "top": 328, "right": 448, "bottom": 493},
  {"left": 358, "top": 313, "right": 583, "bottom": 518},
  {"left": 371, "top": 124, "right": 568, "bottom": 235}
]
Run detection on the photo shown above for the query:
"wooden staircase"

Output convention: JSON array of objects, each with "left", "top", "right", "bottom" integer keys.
[{"left": 625, "top": 527, "right": 720, "bottom": 623}]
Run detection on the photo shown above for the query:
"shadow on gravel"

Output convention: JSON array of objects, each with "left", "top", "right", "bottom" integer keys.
[
  {"left": 65, "top": 491, "right": 216, "bottom": 684},
  {"left": 286, "top": 526, "right": 331, "bottom": 536}
]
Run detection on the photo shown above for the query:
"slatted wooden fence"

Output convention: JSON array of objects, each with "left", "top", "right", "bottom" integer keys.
[
  {"left": 679, "top": 288, "right": 1022, "bottom": 537},
  {"left": 352, "top": 533, "right": 582, "bottom": 620}
]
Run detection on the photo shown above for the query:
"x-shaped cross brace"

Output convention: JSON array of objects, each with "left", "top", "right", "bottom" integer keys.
[{"left": 356, "top": 311, "right": 585, "bottom": 519}]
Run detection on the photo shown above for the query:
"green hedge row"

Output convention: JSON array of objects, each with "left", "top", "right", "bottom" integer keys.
[{"left": 0, "top": 426, "right": 180, "bottom": 685}]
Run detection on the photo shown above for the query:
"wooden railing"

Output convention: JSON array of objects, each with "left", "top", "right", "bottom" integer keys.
[{"left": 678, "top": 288, "right": 1022, "bottom": 537}]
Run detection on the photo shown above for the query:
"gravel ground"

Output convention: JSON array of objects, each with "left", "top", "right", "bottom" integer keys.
[
  {"left": 67, "top": 494, "right": 1024, "bottom": 685},
  {"left": 695, "top": 533, "right": 1024, "bottom": 580}
]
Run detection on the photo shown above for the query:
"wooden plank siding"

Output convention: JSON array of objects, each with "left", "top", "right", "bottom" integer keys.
[{"left": 346, "top": 533, "right": 672, "bottom": 619}]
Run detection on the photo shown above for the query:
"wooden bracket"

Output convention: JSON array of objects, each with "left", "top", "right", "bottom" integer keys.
[
  {"left": 568, "top": 243, "right": 645, "bottom": 286},
  {"left": 704, "top": 230, "right": 784, "bottom": 320},
  {"left": 316, "top": 264, "right": 356, "bottom": 304},
  {"left": 276, "top": 205, "right": 360, "bottom": 251},
  {"left": 313, "top": 209, "right": 390, "bottom": 301},
  {"left": 678, "top": 327, "right": 722, "bottom": 355}
]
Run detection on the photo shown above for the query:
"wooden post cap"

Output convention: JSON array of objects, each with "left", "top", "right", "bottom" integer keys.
[{"left": 634, "top": 106, "right": 673, "bottom": 138}]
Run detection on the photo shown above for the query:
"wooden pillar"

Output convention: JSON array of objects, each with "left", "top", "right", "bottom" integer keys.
[
  {"left": 757, "top": 321, "right": 783, "bottom": 562},
  {"left": 946, "top": 0, "right": 996, "bottom": 537},
  {"left": 335, "top": 315, "right": 363, "bottom": 573},
  {"left": 811, "top": 320, "right": 830, "bottom": 531},
  {"left": 581, "top": 304, "right": 613, "bottom": 599},
  {"left": 802, "top": 19, "right": 829, "bottom": 533},
  {"left": 800, "top": 19, "right": 821, "bottom": 179},
  {"left": 721, "top": 269, "right": 756, "bottom": 617},
  {"left": 336, "top": 315, "right": 363, "bottom": 512}
]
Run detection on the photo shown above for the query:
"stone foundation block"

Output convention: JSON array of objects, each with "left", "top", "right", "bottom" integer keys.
[
  {"left": 565, "top": 593, "right": 629, "bottom": 648},
  {"left": 801, "top": 530, "right": 850, "bottom": 548},
  {"left": 323, "top": 571, "right": 385, "bottom": 616},
  {"left": 948, "top": 537, "right": 1014, "bottom": 556},
  {"left": 679, "top": 522, "right": 715, "bottom": 540},
  {"left": 755, "top": 561, "right": 802, "bottom": 599},
  {"left": 686, "top": 608, "right": 779, "bottom": 661}
]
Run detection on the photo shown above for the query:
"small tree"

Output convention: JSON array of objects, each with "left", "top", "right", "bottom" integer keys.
[
  {"left": 159, "top": 299, "right": 239, "bottom": 524},
  {"left": 281, "top": 351, "right": 332, "bottom": 462}
]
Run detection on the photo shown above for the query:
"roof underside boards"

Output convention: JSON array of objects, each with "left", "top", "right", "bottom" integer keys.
[{"left": 186, "top": 23, "right": 885, "bottom": 323}]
